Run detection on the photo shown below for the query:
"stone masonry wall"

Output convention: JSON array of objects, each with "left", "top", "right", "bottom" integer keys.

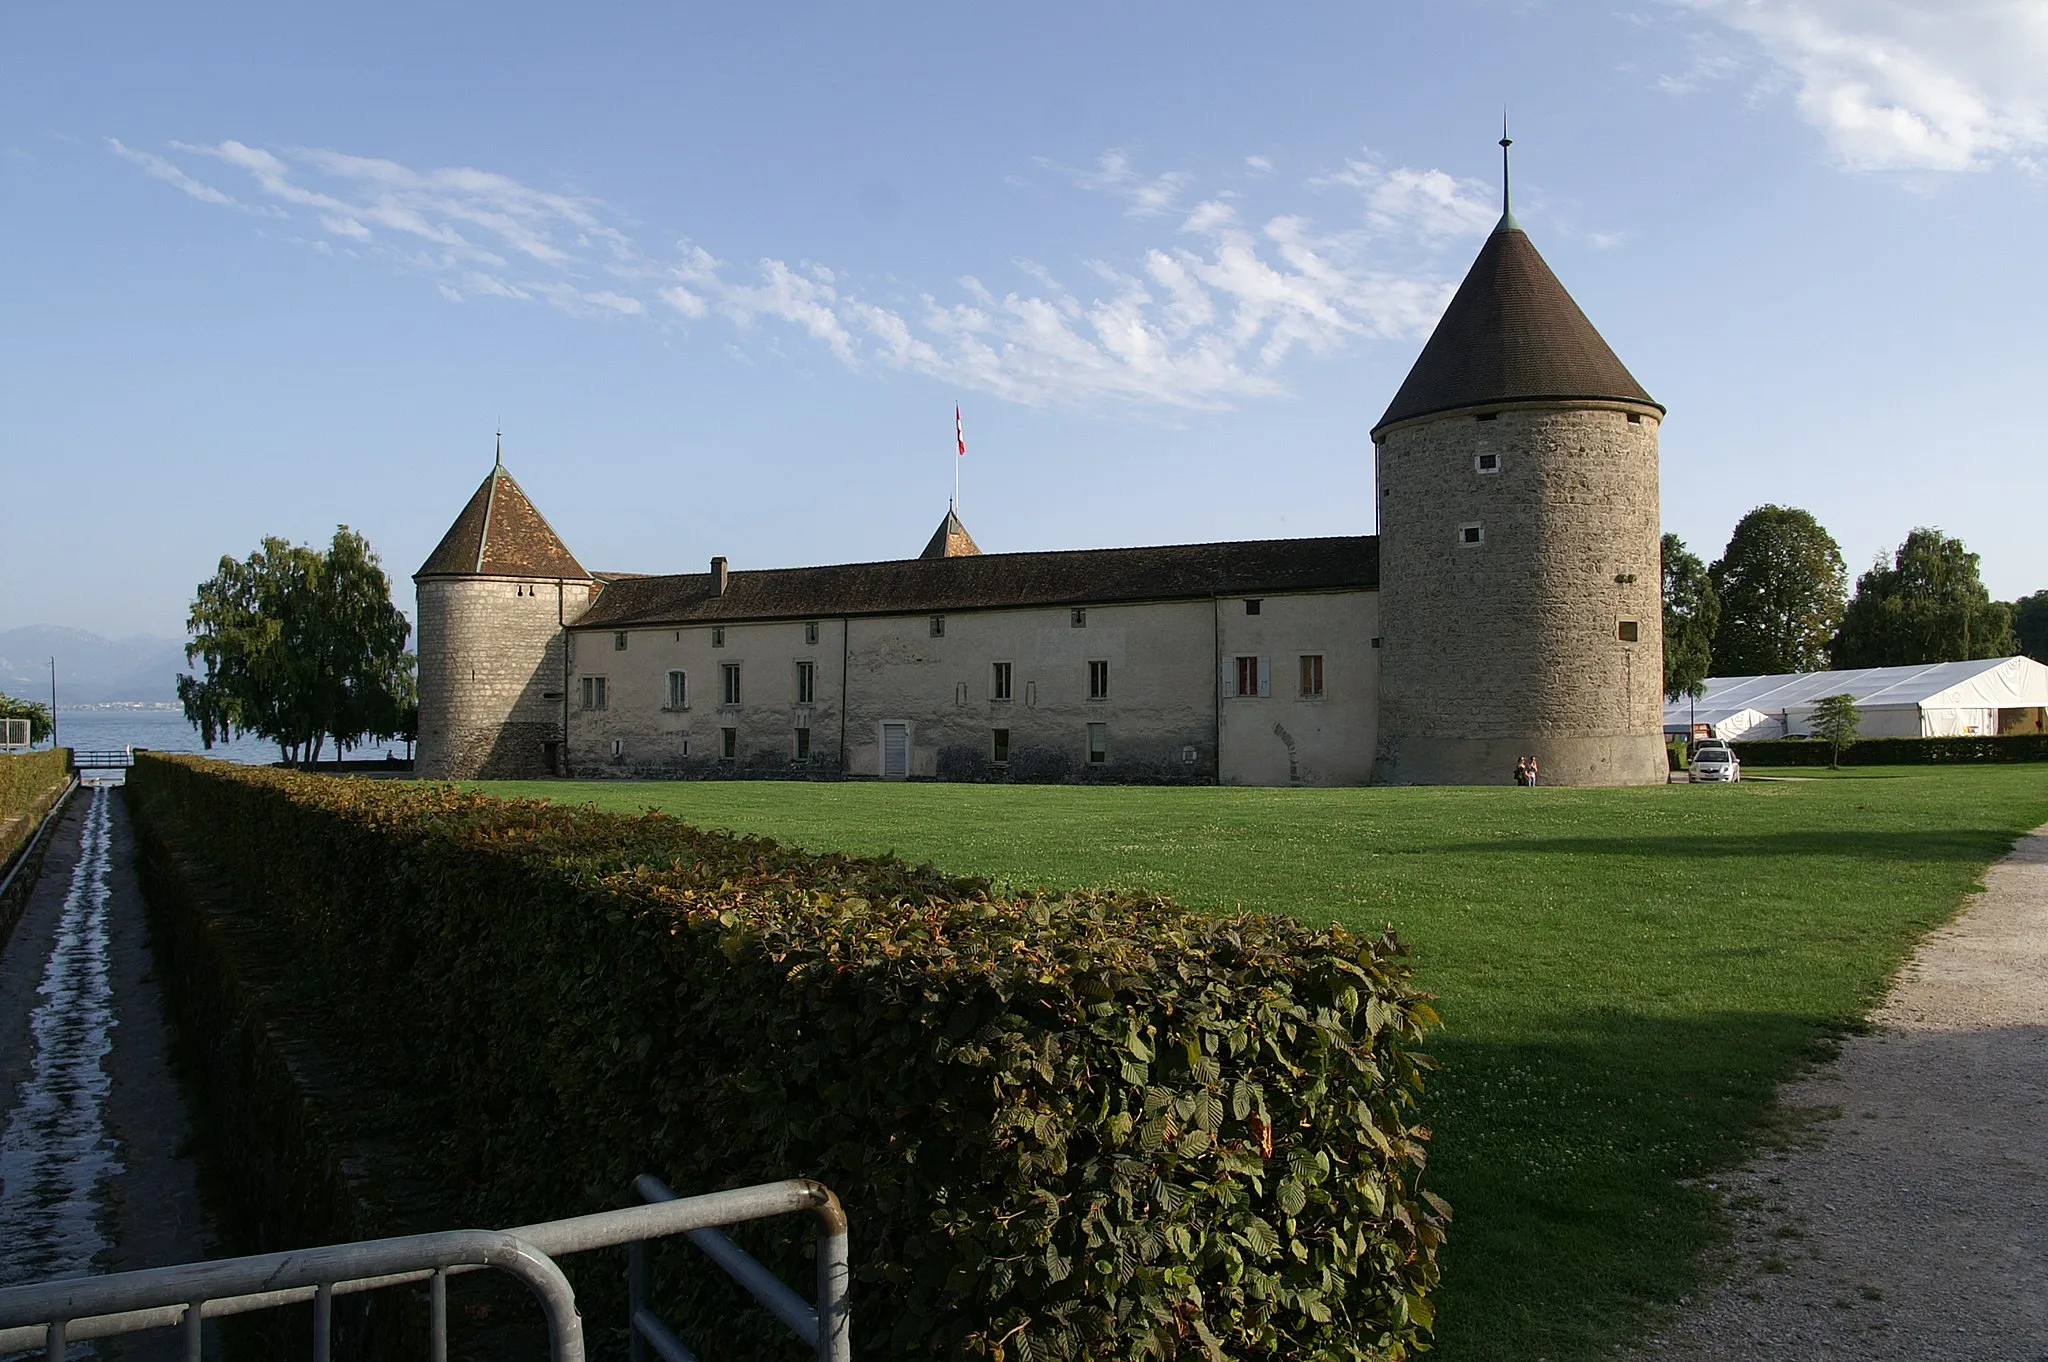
[
  {"left": 415, "top": 577, "right": 592, "bottom": 780},
  {"left": 1373, "top": 402, "right": 1665, "bottom": 785}
]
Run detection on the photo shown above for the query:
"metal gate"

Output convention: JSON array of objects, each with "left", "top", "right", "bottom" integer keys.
[{"left": 0, "top": 1176, "right": 848, "bottom": 1362}]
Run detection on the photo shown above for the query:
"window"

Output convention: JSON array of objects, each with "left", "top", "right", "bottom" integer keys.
[
  {"left": 721, "top": 663, "right": 741, "bottom": 706},
  {"left": 930, "top": 614, "right": 946, "bottom": 638},
  {"left": 1070, "top": 608, "right": 1087, "bottom": 628},
  {"left": 795, "top": 728, "right": 811, "bottom": 761},
  {"left": 613, "top": 631, "right": 629, "bottom": 651},
  {"left": 580, "top": 676, "right": 608, "bottom": 711},
  {"left": 1627, "top": 412, "right": 1643, "bottom": 424},
  {"left": 992, "top": 661, "right": 1012, "bottom": 701},
  {"left": 1371, "top": 636, "right": 1382, "bottom": 649},
  {"left": 666, "top": 670, "right": 688, "bottom": 710},
  {"left": 1475, "top": 411, "right": 1499, "bottom": 422},
  {"left": 609, "top": 738, "right": 624, "bottom": 759},
  {"left": 796, "top": 660, "right": 815, "bottom": 704},
  {"left": 712, "top": 627, "right": 726, "bottom": 648},
  {"left": 1299, "top": 654, "right": 1324, "bottom": 699},
  {"left": 1244, "top": 599, "right": 1262, "bottom": 616},
  {"left": 1235, "top": 656, "right": 1263, "bottom": 697},
  {"left": 721, "top": 727, "right": 737, "bottom": 760},
  {"left": 1618, "top": 619, "right": 1641, "bottom": 643},
  {"left": 1459, "top": 522, "right": 1485, "bottom": 547},
  {"left": 1087, "top": 723, "right": 1108, "bottom": 765},
  {"left": 1088, "top": 660, "right": 1109, "bottom": 700},
  {"left": 992, "top": 728, "right": 1010, "bottom": 764},
  {"left": 679, "top": 735, "right": 690, "bottom": 758},
  {"left": 1475, "top": 452, "right": 1500, "bottom": 473}
]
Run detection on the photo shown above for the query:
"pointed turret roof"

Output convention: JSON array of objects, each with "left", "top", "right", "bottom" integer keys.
[
  {"left": 416, "top": 462, "right": 589, "bottom": 580},
  {"left": 1372, "top": 217, "right": 1660, "bottom": 436},
  {"left": 920, "top": 507, "right": 982, "bottom": 559}
]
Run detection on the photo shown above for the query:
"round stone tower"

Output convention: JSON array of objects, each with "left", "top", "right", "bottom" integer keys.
[
  {"left": 1369, "top": 202, "right": 1667, "bottom": 786},
  {"left": 414, "top": 455, "right": 594, "bottom": 780}
]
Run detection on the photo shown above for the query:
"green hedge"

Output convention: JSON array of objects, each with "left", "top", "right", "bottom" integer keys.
[
  {"left": 1731, "top": 734, "right": 2048, "bottom": 766},
  {"left": 1, "top": 748, "right": 69, "bottom": 825},
  {"left": 128, "top": 754, "right": 1447, "bottom": 1361}
]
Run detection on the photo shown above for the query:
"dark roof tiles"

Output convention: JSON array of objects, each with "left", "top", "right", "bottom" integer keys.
[
  {"left": 416, "top": 465, "right": 590, "bottom": 580},
  {"left": 574, "top": 535, "right": 1378, "bottom": 628},
  {"left": 1373, "top": 220, "right": 1659, "bottom": 435},
  {"left": 920, "top": 508, "right": 983, "bottom": 559}
]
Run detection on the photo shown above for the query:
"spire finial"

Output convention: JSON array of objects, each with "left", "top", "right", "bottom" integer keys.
[
  {"left": 1500, "top": 112, "right": 1512, "bottom": 215},
  {"left": 495, "top": 428, "right": 502, "bottom": 468}
]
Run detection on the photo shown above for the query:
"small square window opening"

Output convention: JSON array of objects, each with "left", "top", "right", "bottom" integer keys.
[
  {"left": 712, "top": 627, "right": 726, "bottom": 648},
  {"left": 1459, "top": 523, "right": 1484, "bottom": 547},
  {"left": 1070, "top": 608, "right": 1087, "bottom": 628},
  {"left": 613, "top": 631, "right": 629, "bottom": 651},
  {"left": 1618, "top": 619, "right": 1641, "bottom": 643},
  {"left": 930, "top": 614, "right": 946, "bottom": 638},
  {"left": 804, "top": 621, "right": 820, "bottom": 645},
  {"left": 1476, "top": 452, "right": 1500, "bottom": 473},
  {"left": 1244, "top": 599, "right": 1262, "bottom": 616}
]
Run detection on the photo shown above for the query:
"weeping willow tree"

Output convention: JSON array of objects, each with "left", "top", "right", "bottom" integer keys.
[{"left": 178, "top": 527, "right": 417, "bottom": 764}]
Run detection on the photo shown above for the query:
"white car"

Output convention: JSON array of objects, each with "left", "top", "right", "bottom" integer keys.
[{"left": 1691, "top": 744, "right": 1741, "bottom": 782}]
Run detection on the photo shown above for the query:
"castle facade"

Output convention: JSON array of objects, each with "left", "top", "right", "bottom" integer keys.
[{"left": 415, "top": 208, "right": 1667, "bottom": 787}]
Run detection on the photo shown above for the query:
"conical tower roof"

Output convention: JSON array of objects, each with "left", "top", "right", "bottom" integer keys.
[
  {"left": 417, "top": 461, "right": 589, "bottom": 580},
  {"left": 1373, "top": 217, "right": 1660, "bottom": 436},
  {"left": 920, "top": 507, "right": 982, "bottom": 559}
]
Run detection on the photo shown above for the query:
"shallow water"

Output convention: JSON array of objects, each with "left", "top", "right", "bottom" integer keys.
[{"left": 0, "top": 786, "right": 122, "bottom": 1288}]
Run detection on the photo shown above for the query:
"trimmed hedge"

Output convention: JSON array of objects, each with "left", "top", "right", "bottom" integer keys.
[
  {"left": 128, "top": 754, "right": 1447, "bottom": 1361},
  {"left": 1731, "top": 734, "right": 2048, "bottom": 766},
  {"left": 1, "top": 748, "right": 69, "bottom": 825}
]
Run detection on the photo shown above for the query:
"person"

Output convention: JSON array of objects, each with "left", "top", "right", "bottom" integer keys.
[
  {"left": 1513, "top": 756, "right": 1529, "bottom": 786},
  {"left": 1527, "top": 756, "right": 1540, "bottom": 786}
]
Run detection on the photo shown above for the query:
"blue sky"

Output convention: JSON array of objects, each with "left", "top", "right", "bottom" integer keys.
[{"left": 4, "top": 0, "right": 2044, "bottom": 642}]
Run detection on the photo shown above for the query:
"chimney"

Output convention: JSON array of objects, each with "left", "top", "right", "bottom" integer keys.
[{"left": 711, "top": 556, "right": 728, "bottom": 596}]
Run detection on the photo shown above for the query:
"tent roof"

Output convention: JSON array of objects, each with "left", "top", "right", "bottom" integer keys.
[
  {"left": 417, "top": 462, "right": 589, "bottom": 581},
  {"left": 1663, "top": 657, "right": 2048, "bottom": 729}
]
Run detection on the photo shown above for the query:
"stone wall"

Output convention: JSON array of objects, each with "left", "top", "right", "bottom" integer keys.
[
  {"left": 1372, "top": 401, "right": 1666, "bottom": 786},
  {"left": 414, "top": 576, "right": 591, "bottom": 780}
]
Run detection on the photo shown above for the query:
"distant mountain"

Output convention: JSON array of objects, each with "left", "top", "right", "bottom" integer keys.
[{"left": 0, "top": 626, "right": 188, "bottom": 705}]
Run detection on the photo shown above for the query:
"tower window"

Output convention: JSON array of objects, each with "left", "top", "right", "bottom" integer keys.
[
  {"left": 1627, "top": 412, "right": 1643, "bottom": 424},
  {"left": 1459, "top": 522, "right": 1485, "bottom": 547},
  {"left": 1618, "top": 619, "right": 1641, "bottom": 643},
  {"left": 1475, "top": 412, "right": 1500, "bottom": 422},
  {"left": 1475, "top": 452, "right": 1500, "bottom": 474},
  {"left": 804, "top": 621, "right": 820, "bottom": 645},
  {"left": 1245, "top": 599, "right": 1262, "bottom": 616},
  {"left": 614, "top": 631, "right": 629, "bottom": 651}
]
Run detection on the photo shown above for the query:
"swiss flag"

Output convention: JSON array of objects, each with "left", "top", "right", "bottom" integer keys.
[{"left": 956, "top": 405, "right": 966, "bottom": 457}]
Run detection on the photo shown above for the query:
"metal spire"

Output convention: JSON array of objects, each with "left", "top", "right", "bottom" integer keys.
[
  {"left": 495, "top": 428, "right": 503, "bottom": 468},
  {"left": 1496, "top": 113, "right": 1521, "bottom": 233}
]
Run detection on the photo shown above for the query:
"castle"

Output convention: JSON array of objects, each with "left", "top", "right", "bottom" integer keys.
[{"left": 415, "top": 198, "right": 1667, "bottom": 787}]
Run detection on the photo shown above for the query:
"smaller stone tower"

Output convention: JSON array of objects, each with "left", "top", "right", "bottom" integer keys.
[
  {"left": 414, "top": 454, "right": 594, "bottom": 779},
  {"left": 1370, "top": 152, "right": 1666, "bottom": 786}
]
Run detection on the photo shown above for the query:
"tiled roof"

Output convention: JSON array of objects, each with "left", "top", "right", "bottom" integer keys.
[
  {"left": 1373, "top": 218, "right": 1660, "bottom": 435},
  {"left": 920, "top": 508, "right": 983, "bottom": 559},
  {"left": 416, "top": 464, "right": 590, "bottom": 580},
  {"left": 574, "top": 535, "right": 1378, "bottom": 628}
]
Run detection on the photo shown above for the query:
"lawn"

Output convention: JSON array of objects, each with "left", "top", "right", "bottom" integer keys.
[{"left": 475, "top": 767, "right": 2048, "bottom": 1361}]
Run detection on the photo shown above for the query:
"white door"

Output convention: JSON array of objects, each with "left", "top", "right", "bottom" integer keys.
[{"left": 881, "top": 723, "right": 910, "bottom": 778}]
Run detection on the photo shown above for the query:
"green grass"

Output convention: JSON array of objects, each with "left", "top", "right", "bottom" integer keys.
[{"left": 473, "top": 767, "right": 2048, "bottom": 1361}]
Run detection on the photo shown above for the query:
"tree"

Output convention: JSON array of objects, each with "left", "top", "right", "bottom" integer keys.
[
  {"left": 2010, "top": 590, "right": 2048, "bottom": 665},
  {"left": 1661, "top": 533, "right": 1720, "bottom": 701},
  {"left": 0, "top": 694, "right": 54, "bottom": 744},
  {"left": 1831, "top": 527, "right": 2015, "bottom": 668},
  {"left": 1708, "top": 506, "right": 1847, "bottom": 676},
  {"left": 1809, "top": 692, "right": 1861, "bottom": 768},
  {"left": 178, "top": 527, "right": 416, "bottom": 764}
]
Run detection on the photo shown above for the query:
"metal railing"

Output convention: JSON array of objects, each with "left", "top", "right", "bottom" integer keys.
[
  {"left": 66, "top": 751, "right": 135, "bottom": 771},
  {"left": 0, "top": 1176, "right": 849, "bottom": 1362}
]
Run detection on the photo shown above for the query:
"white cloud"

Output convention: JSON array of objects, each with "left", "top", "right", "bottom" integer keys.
[
  {"left": 1674, "top": 0, "right": 2048, "bottom": 171},
  {"left": 112, "top": 137, "right": 1487, "bottom": 412},
  {"left": 1244, "top": 155, "right": 1274, "bottom": 175}
]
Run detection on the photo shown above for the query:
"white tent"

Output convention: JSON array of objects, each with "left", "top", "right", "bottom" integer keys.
[{"left": 1663, "top": 657, "right": 2048, "bottom": 741}]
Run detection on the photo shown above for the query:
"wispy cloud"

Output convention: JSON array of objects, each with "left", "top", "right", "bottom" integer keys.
[
  {"left": 112, "top": 138, "right": 1492, "bottom": 411},
  {"left": 1671, "top": 0, "right": 2048, "bottom": 172}
]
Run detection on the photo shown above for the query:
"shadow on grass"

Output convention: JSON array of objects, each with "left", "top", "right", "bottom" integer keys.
[
  {"left": 1419, "top": 1008, "right": 1845, "bottom": 1362},
  {"left": 1438, "top": 827, "right": 2015, "bottom": 863}
]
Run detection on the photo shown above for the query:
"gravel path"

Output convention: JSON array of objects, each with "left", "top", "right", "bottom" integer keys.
[{"left": 1634, "top": 823, "right": 2048, "bottom": 1361}]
